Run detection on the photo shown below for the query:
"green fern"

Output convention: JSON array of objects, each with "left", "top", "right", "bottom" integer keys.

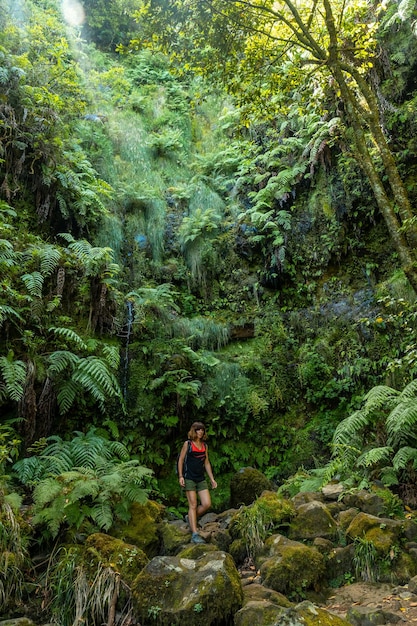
[
  {"left": 357, "top": 446, "right": 393, "bottom": 468},
  {"left": 21, "top": 271, "right": 44, "bottom": 298},
  {"left": 0, "top": 305, "right": 23, "bottom": 327},
  {"left": 48, "top": 327, "right": 88, "bottom": 350},
  {"left": 0, "top": 355, "right": 26, "bottom": 402}
]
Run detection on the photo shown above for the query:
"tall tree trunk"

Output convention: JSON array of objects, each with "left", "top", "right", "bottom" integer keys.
[
  {"left": 323, "top": 0, "right": 417, "bottom": 292},
  {"left": 335, "top": 67, "right": 417, "bottom": 292}
]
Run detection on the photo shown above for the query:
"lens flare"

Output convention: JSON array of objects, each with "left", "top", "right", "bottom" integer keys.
[{"left": 61, "top": 0, "right": 85, "bottom": 26}]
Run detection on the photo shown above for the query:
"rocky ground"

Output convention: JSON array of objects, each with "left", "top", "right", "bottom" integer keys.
[
  {"left": 238, "top": 556, "right": 417, "bottom": 624},
  {"left": 322, "top": 582, "right": 417, "bottom": 624}
]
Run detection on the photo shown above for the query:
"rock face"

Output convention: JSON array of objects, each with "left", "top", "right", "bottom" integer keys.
[
  {"left": 230, "top": 467, "right": 273, "bottom": 507},
  {"left": 259, "top": 534, "right": 326, "bottom": 595},
  {"left": 131, "top": 549, "right": 243, "bottom": 625}
]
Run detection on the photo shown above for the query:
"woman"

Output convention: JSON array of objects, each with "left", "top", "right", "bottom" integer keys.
[{"left": 178, "top": 421, "right": 217, "bottom": 544}]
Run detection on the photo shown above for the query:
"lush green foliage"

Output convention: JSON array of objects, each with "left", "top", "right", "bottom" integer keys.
[{"left": 13, "top": 429, "right": 153, "bottom": 538}]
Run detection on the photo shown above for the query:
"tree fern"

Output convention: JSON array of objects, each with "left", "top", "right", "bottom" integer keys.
[{"left": 20, "top": 430, "right": 153, "bottom": 538}]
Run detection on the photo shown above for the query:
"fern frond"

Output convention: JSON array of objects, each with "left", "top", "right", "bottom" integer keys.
[
  {"left": 102, "top": 344, "right": 120, "bottom": 370},
  {"left": 47, "top": 349, "right": 79, "bottom": 376},
  {"left": 21, "top": 271, "right": 44, "bottom": 298},
  {"left": 0, "top": 356, "right": 26, "bottom": 401},
  {"left": 57, "top": 379, "right": 80, "bottom": 413},
  {"left": 386, "top": 400, "right": 417, "bottom": 446},
  {"left": 399, "top": 379, "right": 417, "bottom": 399},
  {"left": 48, "top": 327, "right": 87, "bottom": 351},
  {"left": 34, "top": 244, "right": 62, "bottom": 277},
  {"left": 13, "top": 456, "right": 44, "bottom": 485},
  {"left": 363, "top": 384, "right": 399, "bottom": 411},
  {"left": 356, "top": 446, "right": 393, "bottom": 468},
  {"left": 72, "top": 357, "right": 122, "bottom": 404},
  {"left": 90, "top": 502, "right": 113, "bottom": 531},
  {"left": 33, "top": 478, "right": 63, "bottom": 507},
  {"left": 392, "top": 446, "right": 417, "bottom": 470},
  {"left": 333, "top": 410, "right": 371, "bottom": 447},
  {"left": 393, "top": 446, "right": 417, "bottom": 470},
  {"left": 0, "top": 305, "right": 23, "bottom": 327}
]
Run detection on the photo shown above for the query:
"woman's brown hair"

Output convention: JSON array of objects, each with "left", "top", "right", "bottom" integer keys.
[{"left": 188, "top": 422, "right": 207, "bottom": 441}]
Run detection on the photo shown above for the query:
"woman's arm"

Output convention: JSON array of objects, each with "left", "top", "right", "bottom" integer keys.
[
  {"left": 204, "top": 449, "right": 217, "bottom": 489},
  {"left": 178, "top": 440, "right": 189, "bottom": 487}
]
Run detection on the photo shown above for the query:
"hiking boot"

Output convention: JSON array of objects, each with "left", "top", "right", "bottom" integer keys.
[{"left": 191, "top": 532, "right": 205, "bottom": 544}]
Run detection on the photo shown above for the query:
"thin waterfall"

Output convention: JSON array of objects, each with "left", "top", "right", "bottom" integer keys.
[{"left": 119, "top": 300, "right": 134, "bottom": 401}]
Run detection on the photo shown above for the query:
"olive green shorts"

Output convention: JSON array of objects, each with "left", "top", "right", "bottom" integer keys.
[{"left": 183, "top": 478, "right": 208, "bottom": 492}]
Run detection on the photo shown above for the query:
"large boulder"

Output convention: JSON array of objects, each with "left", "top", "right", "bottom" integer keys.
[
  {"left": 85, "top": 532, "right": 148, "bottom": 584},
  {"left": 289, "top": 500, "right": 338, "bottom": 541},
  {"left": 230, "top": 467, "right": 272, "bottom": 507},
  {"left": 341, "top": 490, "right": 385, "bottom": 517},
  {"left": 131, "top": 549, "right": 243, "bottom": 625},
  {"left": 346, "top": 512, "right": 404, "bottom": 551},
  {"left": 113, "top": 500, "right": 165, "bottom": 557},
  {"left": 258, "top": 534, "right": 325, "bottom": 595}
]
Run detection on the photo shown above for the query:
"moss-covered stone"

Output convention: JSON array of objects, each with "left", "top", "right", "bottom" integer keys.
[
  {"left": 325, "top": 545, "right": 355, "bottom": 585},
  {"left": 342, "top": 490, "right": 386, "bottom": 517},
  {"left": 230, "top": 467, "right": 272, "bottom": 507},
  {"left": 346, "top": 512, "right": 403, "bottom": 553},
  {"left": 85, "top": 532, "right": 148, "bottom": 584},
  {"left": 289, "top": 501, "right": 338, "bottom": 541},
  {"left": 158, "top": 519, "right": 191, "bottom": 554},
  {"left": 242, "top": 582, "right": 293, "bottom": 607},
  {"left": 259, "top": 535, "right": 325, "bottom": 596},
  {"left": 383, "top": 551, "right": 417, "bottom": 584},
  {"left": 234, "top": 600, "right": 287, "bottom": 625},
  {"left": 132, "top": 550, "right": 243, "bottom": 626},
  {"left": 112, "top": 500, "right": 164, "bottom": 557},
  {"left": 293, "top": 600, "right": 352, "bottom": 625},
  {"left": 229, "top": 537, "right": 248, "bottom": 564}
]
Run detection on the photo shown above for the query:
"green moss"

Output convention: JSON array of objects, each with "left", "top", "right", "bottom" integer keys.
[
  {"left": 260, "top": 544, "right": 325, "bottom": 596},
  {"left": 85, "top": 533, "right": 148, "bottom": 584},
  {"left": 230, "top": 467, "right": 272, "bottom": 507},
  {"left": 112, "top": 500, "right": 164, "bottom": 556}
]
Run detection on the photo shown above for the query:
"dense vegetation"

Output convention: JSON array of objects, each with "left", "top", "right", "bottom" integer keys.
[{"left": 1, "top": 0, "right": 417, "bottom": 619}]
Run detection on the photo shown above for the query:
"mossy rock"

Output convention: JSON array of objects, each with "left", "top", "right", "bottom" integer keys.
[
  {"left": 158, "top": 520, "right": 191, "bottom": 554},
  {"left": 341, "top": 490, "right": 385, "bottom": 516},
  {"left": 132, "top": 550, "right": 243, "bottom": 626},
  {"left": 229, "top": 491, "right": 295, "bottom": 544},
  {"left": 288, "top": 600, "right": 352, "bottom": 625},
  {"left": 381, "top": 551, "right": 417, "bottom": 584},
  {"left": 346, "top": 512, "right": 403, "bottom": 554},
  {"left": 289, "top": 501, "right": 338, "bottom": 541},
  {"left": 112, "top": 500, "right": 164, "bottom": 557},
  {"left": 259, "top": 535, "right": 325, "bottom": 595},
  {"left": 85, "top": 533, "right": 148, "bottom": 584},
  {"left": 230, "top": 467, "right": 273, "bottom": 507},
  {"left": 325, "top": 545, "right": 355, "bottom": 585},
  {"left": 229, "top": 537, "right": 248, "bottom": 564},
  {"left": 234, "top": 600, "right": 287, "bottom": 625},
  {"left": 242, "top": 582, "right": 293, "bottom": 607}
]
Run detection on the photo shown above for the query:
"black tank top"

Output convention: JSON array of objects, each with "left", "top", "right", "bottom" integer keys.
[{"left": 183, "top": 440, "right": 206, "bottom": 482}]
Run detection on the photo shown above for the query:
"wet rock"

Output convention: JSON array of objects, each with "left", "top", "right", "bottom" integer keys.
[
  {"left": 230, "top": 467, "right": 273, "bottom": 507},
  {"left": 131, "top": 549, "right": 243, "bottom": 626}
]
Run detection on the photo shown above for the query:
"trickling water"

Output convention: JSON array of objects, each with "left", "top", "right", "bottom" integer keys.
[{"left": 120, "top": 300, "right": 134, "bottom": 401}]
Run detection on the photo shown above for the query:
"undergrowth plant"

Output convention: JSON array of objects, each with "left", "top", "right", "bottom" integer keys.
[
  {"left": 353, "top": 537, "right": 379, "bottom": 582},
  {"left": 45, "top": 547, "right": 133, "bottom": 626},
  {"left": 13, "top": 429, "right": 153, "bottom": 538}
]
